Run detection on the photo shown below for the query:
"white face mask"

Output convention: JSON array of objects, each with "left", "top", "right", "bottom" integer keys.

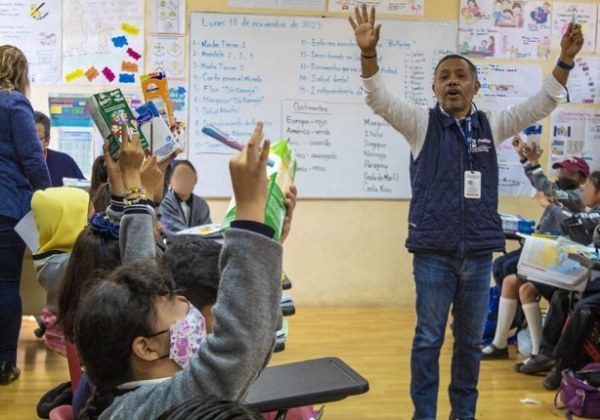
[{"left": 150, "top": 302, "right": 207, "bottom": 369}]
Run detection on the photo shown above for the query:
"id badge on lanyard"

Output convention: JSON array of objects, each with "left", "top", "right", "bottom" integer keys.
[{"left": 458, "top": 116, "right": 481, "bottom": 199}]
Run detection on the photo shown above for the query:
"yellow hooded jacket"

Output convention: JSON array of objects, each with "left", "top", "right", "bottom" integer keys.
[{"left": 31, "top": 187, "right": 89, "bottom": 255}]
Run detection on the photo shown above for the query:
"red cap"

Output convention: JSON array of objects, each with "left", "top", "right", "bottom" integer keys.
[{"left": 552, "top": 157, "right": 590, "bottom": 178}]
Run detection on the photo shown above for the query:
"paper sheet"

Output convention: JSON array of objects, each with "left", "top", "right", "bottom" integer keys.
[{"left": 15, "top": 211, "right": 39, "bottom": 253}]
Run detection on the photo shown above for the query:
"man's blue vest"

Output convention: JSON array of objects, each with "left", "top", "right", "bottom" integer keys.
[{"left": 406, "top": 105, "right": 505, "bottom": 257}]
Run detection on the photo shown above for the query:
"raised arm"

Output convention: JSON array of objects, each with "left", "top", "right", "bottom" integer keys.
[
  {"left": 118, "top": 121, "right": 156, "bottom": 262},
  {"left": 488, "top": 24, "right": 583, "bottom": 144},
  {"left": 121, "top": 123, "right": 283, "bottom": 415},
  {"left": 349, "top": 4, "right": 429, "bottom": 156},
  {"left": 348, "top": 4, "right": 381, "bottom": 79}
]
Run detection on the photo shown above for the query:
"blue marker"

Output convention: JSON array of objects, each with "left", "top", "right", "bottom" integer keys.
[{"left": 202, "top": 125, "right": 275, "bottom": 167}]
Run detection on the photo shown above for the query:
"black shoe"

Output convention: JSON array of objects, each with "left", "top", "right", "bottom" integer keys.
[
  {"left": 0, "top": 361, "right": 20, "bottom": 385},
  {"left": 519, "top": 354, "right": 557, "bottom": 374},
  {"left": 542, "top": 366, "right": 562, "bottom": 390},
  {"left": 513, "top": 360, "right": 525, "bottom": 372},
  {"left": 481, "top": 344, "right": 509, "bottom": 360}
]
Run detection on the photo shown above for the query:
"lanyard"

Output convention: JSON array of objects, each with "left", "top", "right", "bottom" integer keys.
[{"left": 456, "top": 116, "right": 474, "bottom": 169}]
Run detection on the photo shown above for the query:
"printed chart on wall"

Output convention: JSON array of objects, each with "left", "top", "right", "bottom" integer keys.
[
  {"left": 59, "top": 129, "right": 94, "bottom": 177},
  {"left": 151, "top": 0, "right": 185, "bottom": 34},
  {"left": 169, "top": 84, "right": 188, "bottom": 157},
  {"left": 549, "top": 109, "right": 600, "bottom": 173},
  {"left": 148, "top": 36, "right": 185, "bottom": 79},
  {"left": 563, "top": 55, "right": 600, "bottom": 104},
  {"left": 188, "top": 13, "right": 457, "bottom": 199},
  {"left": 327, "top": 0, "right": 424, "bottom": 15},
  {"left": 471, "top": 63, "right": 543, "bottom": 196},
  {"left": 0, "top": 0, "right": 62, "bottom": 85},
  {"left": 551, "top": 2, "right": 597, "bottom": 52},
  {"left": 62, "top": 0, "right": 145, "bottom": 85},
  {"left": 458, "top": 0, "right": 552, "bottom": 60}
]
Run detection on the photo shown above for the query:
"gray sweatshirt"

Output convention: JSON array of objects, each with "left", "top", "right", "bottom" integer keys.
[
  {"left": 98, "top": 226, "right": 282, "bottom": 419},
  {"left": 521, "top": 159, "right": 584, "bottom": 234}
]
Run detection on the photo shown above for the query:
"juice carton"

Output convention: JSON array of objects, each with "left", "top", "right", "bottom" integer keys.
[
  {"left": 140, "top": 71, "right": 174, "bottom": 128},
  {"left": 86, "top": 89, "right": 149, "bottom": 162},
  {"left": 136, "top": 101, "right": 183, "bottom": 162}
]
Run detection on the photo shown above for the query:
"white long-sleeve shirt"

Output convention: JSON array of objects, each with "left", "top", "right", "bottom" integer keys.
[{"left": 361, "top": 71, "right": 569, "bottom": 159}]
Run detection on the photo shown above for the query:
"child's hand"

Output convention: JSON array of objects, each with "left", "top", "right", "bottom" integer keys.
[
  {"left": 229, "top": 122, "right": 270, "bottom": 224},
  {"left": 280, "top": 184, "right": 298, "bottom": 244},
  {"left": 103, "top": 140, "right": 124, "bottom": 196},
  {"left": 140, "top": 155, "right": 162, "bottom": 202},
  {"left": 523, "top": 143, "right": 543, "bottom": 166},
  {"left": 512, "top": 134, "right": 525, "bottom": 159},
  {"left": 118, "top": 117, "right": 145, "bottom": 191},
  {"left": 534, "top": 191, "right": 552, "bottom": 208}
]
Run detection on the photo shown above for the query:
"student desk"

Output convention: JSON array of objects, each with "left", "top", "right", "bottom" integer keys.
[{"left": 245, "top": 357, "right": 369, "bottom": 415}]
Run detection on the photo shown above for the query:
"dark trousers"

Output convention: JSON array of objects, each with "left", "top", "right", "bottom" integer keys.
[
  {"left": 554, "top": 293, "right": 600, "bottom": 370},
  {"left": 0, "top": 216, "right": 26, "bottom": 362},
  {"left": 539, "top": 289, "right": 572, "bottom": 357}
]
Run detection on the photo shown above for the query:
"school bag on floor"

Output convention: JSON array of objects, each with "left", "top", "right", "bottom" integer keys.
[{"left": 555, "top": 363, "right": 600, "bottom": 419}]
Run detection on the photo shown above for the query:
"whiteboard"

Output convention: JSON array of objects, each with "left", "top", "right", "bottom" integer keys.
[{"left": 188, "top": 13, "right": 458, "bottom": 198}]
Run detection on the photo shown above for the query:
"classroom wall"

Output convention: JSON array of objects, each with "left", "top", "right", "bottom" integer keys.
[
  {"left": 20, "top": 0, "right": 600, "bottom": 314},
  {"left": 189, "top": 0, "right": 599, "bottom": 307}
]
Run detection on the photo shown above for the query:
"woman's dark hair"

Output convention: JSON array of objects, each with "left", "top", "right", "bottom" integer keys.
[
  {"left": 76, "top": 261, "right": 176, "bottom": 420},
  {"left": 161, "top": 161, "right": 174, "bottom": 203},
  {"left": 90, "top": 155, "right": 108, "bottom": 194},
  {"left": 156, "top": 396, "right": 263, "bottom": 420},
  {"left": 161, "top": 237, "right": 222, "bottom": 310},
  {"left": 589, "top": 171, "right": 600, "bottom": 192},
  {"left": 90, "top": 182, "right": 111, "bottom": 214},
  {"left": 56, "top": 223, "right": 121, "bottom": 343}
]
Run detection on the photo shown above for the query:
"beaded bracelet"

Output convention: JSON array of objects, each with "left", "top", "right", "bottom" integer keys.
[
  {"left": 123, "top": 195, "right": 148, "bottom": 206},
  {"left": 122, "top": 187, "right": 146, "bottom": 197}
]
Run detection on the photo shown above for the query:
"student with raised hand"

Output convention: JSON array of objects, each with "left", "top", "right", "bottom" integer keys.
[
  {"left": 516, "top": 134, "right": 587, "bottom": 218},
  {"left": 482, "top": 135, "right": 588, "bottom": 362},
  {"left": 74, "top": 122, "right": 283, "bottom": 420},
  {"left": 0, "top": 44, "right": 51, "bottom": 386},
  {"left": 349, "top": 4, "right": 584, "bottom": 419},
  {"left": 55, "top": 128, "right": 169, "bottom": 419},
  {"left": 530, "top": 185, "right": 600, "bottom": 389},
  {"left": 161, "top": 183, "right": 297, "bottom": 328}
]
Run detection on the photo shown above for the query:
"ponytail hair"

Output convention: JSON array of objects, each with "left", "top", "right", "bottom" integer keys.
[{"left": 78, "top": 388, "right": 120, "bottom": 420}]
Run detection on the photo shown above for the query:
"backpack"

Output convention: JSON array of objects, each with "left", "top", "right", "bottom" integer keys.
[
  {"left": 482, "top": 285, "right": 524, "bottom": 345},
  {"left": 555, "top": 363, "right": 600, "bottom": 419}
]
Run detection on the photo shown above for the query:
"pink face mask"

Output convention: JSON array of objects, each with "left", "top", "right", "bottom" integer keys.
[
  {"left": 168, "top": 303, "right": 207, "bottom": 368},
  {"left": 150, "top": 302, "right": 207, "bottom": 369}
]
